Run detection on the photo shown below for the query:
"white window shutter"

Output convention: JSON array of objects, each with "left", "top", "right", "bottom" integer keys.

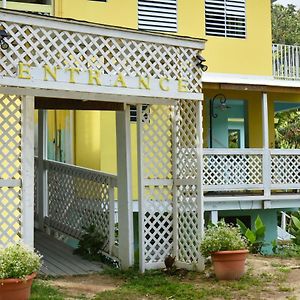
[
  {"left": 205, "top": 0, "right": 246, "bottom": 38},
  {"left": 138, "top": 0, "right": 177, "bottom": 32}
]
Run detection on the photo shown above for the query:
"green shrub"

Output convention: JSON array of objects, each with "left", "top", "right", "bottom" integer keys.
[
  {"left": 200, "top": 220, "right": 247, "bottom": 258},
  {"left": 0, "top": 243, "right": 42, "bottom": 279},
  {"left": 237, "top": 215, "right": 266, "bottom": 254}
]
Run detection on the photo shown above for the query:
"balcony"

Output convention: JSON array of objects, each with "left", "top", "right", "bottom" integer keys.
[{"left": 273, "top": 44, "right": 300, "bottom": 80}]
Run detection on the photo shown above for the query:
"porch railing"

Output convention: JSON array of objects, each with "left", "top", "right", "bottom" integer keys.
[
  {"left": 272, "top": 44, "right": 300, "bottom": 80},
  {"left": 203, "top": 148, "right": 300, "bottom": 194},
  {"left": 34, "top": 158, "right": 118, "bottom": 255}
]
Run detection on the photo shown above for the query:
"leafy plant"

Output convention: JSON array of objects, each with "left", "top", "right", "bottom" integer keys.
[
  {"left": 289, "top": 212, "right": 300, "bottom": 245},
  {"left": 237, "top": 216, "right": 266, "bottom": 254},
  {"left": 199, "top": 220, "right": 247, "bottom": 258},
  {"left": 74, "top": 224, "right": 106, "bottom": 259},
  {"left": 0, "top": 243, "right": 42, "bottom": 279}
]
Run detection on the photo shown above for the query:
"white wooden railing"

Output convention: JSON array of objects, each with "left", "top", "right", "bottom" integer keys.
[
  {"left": 203, "top": 148, "right": 300, "bottom": 194},
  {"left": 34, "top": 158, "right": 118, "bottom": 255},
  {"left": 273, "top": 44, "right": 300, "bottom": 80}
]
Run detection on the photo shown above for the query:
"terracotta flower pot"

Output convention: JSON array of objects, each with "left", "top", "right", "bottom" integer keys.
[
  {"left": 211, "top": 250, "right": 248, "bottom": 280},
  {"left": 0, "top": 272, "right": 36, "bottom": 300}
]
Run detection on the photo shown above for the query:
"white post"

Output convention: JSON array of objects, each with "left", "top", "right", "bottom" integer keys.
[
  {"left": 137, "top": 104, "right": 145, "bottom": 272},
  {"left": 196, "top": 100, "right": 205, "bottom": 271},
  {"left": 21, "top": 96, "right": 35, "bottom": 248},
  {"left": 116, "top": 106, "right": 134, "bottom": 269},
  {"left": 2, "top": 0, "right": 6, "bottom": 9},
  {"left": 171, "top": 105, "right": 178, "bottom": 263},
  {"left": 108, "top": 183, "right": 115, "bottom": 255},
  {"left": 211, "top": 210, "right": 218, "bottom": 224},
  {"left": 262, "top": 92, "right": 271, "bottom": 199},
  {"left": 37, "top": 110, "right": 48, "bottom": 230}
]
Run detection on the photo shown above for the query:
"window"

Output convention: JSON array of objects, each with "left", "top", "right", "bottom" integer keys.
[
  {"left": 138, "top": 0, "right": 177, "bottom": 32},
  {"left": 205, "top": 0, "right": 246, "bottom": 38},
  {"left": 130, "top": 105, "right": 149, "bottom": 122}
]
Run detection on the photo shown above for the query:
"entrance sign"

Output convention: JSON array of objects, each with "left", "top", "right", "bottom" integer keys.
[{"left": 16, "top": 62, "right": 194, "bottom": 99}]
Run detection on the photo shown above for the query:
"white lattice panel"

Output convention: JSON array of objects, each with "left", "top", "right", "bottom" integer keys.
[
  {"left": 46, "top": 160, "right": 117, "bottom": 252},
  {"left": 139, "top": 104, "right": 174, "bottom": 269},
  {"left": 0, "top": 95, "right": 22, "bottom": 246},
  {"left": 1, "top": 14, "right": 202, "bottom": 95},
  {"left": 203, "top": 153, "right": 263, "bottom": 188},
  {"left": 271, "top": 155, "right": 300, "bottom": 185},
  {"left": 175, "top": 100, "right": 202, "bottom": 267},
  {"left": 177, "top": 185, "right": 199, "bottom": 263},
  {"left": 144, "top": 186, "right": 173, "bottom": 263}
]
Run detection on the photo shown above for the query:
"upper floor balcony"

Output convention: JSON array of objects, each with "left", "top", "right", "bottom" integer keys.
[{"left": 273, "top": 44, "right": 300, "bottom": 80}]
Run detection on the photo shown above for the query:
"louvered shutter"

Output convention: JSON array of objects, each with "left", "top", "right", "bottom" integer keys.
[
  {"left": 138, "top": 0, "right": 177, "bottom": 32},
  {"left": 205, "top": 0, "right": 246, "bottom": 38}
]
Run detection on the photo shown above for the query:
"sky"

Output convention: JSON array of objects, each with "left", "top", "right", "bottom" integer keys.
[{"left": 274, "top": 0, "right": 300, "bottom": 9}]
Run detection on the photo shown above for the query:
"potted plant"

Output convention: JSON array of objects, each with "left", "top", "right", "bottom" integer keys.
[
  {"left": 200, "top": 220, "right": 248, "bottom": 280},
  {"left": 0, "top": 243, "right": 42, "bottom": 300}
]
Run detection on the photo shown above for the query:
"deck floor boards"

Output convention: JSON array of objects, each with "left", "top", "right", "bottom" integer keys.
[{"left": 34, "top": 230, "right": 103, "bottom": 277}]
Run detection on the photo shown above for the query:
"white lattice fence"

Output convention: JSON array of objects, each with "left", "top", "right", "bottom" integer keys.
[
  {"left": 271, "top": 151, "right": 300, "bottom": 189},
  {"left": 203, "top": 149, "right": 263, "bottom": 191},
  {"left": 138, "top": 104, "right": 174, "bottom": 270},
  {"left": 138, "top": 100, "right": 203, "bottom": 271},
  {"left": 44, "top": 160, "right": 117, "bottom": 253},
  {"left": 0, "top": 95, "right": 22, "bottom": 246},
  {"left": 175, "top": 100, "right": 203, "bottom": 268}
]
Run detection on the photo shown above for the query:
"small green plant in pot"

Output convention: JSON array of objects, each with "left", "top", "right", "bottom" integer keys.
[
  {"left": 0, "top": 243, "right": 42, "bottom": 300},
  {"left": 200, "top": 220, "right": 248, "bottom": 280}
]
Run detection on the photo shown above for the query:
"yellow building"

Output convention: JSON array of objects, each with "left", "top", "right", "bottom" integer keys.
[
  {"left": 3, "top": 0, "right": 300, "bottom": 260},
  {"left": 43, "top": 0, "right": 300, "bottom": 248}
]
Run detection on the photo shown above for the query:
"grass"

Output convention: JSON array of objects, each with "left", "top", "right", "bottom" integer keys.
[
  {"left": 95, "top": 266, "right": 284, "bottom": 300},
  {"left": 30, "top": 280, "right": 65, "bottom": 300},
  {"left": 30, "top": 258, "right": 295, "bottom": 300}
]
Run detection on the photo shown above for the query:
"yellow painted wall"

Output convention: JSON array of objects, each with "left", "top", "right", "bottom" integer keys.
[
  {"left": 202, "top": 0, "right": 273, "bottom": 75},
  {"left": 75, "top": 111, "right": 101, "bottom": 169},
  {"left": 55, "top": 0, "right": 137, "bottom": 28}
]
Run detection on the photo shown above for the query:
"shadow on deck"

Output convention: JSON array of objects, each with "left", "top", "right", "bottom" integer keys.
[{"left": 35, "top": 230, "right": 103, "bottom": 277}]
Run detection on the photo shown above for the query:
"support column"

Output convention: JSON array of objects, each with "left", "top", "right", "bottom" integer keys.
[
  {"left": 37, "top": 110, "right": 48, "bottom": 230},
  {"left": 211, "top": 210, "right": 218, "bottom": 224},
  {"left": 262, "top": 92, "right": 271, "bottom": 199},
  {"left": 21, "top": 95, "right": 35, "bottom": 248},
  {"left": 116, "top": 106, "right": 134, "bottom": 269}
]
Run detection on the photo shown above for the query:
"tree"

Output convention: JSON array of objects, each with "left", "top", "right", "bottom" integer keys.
[
  {"left": 272, "top": 4, "right": 300, "bottom": 45},
  {"left": 274, "top": 108, "right": 300, "bottom": 149}
]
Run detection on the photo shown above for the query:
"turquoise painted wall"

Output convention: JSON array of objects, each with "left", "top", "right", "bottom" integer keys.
[{"left": 217, "top": 209, "right": 278, "bottom": 254}]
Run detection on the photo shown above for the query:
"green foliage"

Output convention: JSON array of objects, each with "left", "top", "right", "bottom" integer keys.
[
  {"left": 199, "top": 220, "right": 247, "bottom": 258},
  {"left": 275, "top": 109, "right": 300, "bottom": 149},
  {"left": 237, "top": 216, "right": 266, "bottom": 254},
  {"left": 289, "top": 211, "right": 300, "bottom": 245},
  {"left": 31, "top": 281, "right": 65, "bottom": 300},
  {"left": 0, "top": 243, "right": 42, "bottom": 279},
  {"left": 272, "top": 4, "right": 300, "bottom": 45},
  {"left": 74, "top": 224, "right": 106, "bottom": 260}
]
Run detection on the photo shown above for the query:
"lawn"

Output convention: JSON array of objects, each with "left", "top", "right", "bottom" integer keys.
[{"left": 30, "top": 255, "right": 300, "bottom": 299}]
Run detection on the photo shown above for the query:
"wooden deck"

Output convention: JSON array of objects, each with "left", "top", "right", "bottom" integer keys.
[{"left": 35, "top": 230, "right": 103, "bottom": 277}]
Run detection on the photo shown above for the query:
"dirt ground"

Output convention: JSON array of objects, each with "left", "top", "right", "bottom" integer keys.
[
  {"left": 46, "top": 255, "right": 300, "bottom": 299},
  {"left": 48, "top": 274, "right": 122, "bottom": 299}
]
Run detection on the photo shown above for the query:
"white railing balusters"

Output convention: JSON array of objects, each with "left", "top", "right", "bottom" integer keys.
[
  {"left": 273, "top": 43, "right": 300, "bottom": 80},
  {"left": 34, "top": 159, "right": 118, "bottom": 256},
  {"left": 203, "top": 148, "right": 300, "bottom": 195}
]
